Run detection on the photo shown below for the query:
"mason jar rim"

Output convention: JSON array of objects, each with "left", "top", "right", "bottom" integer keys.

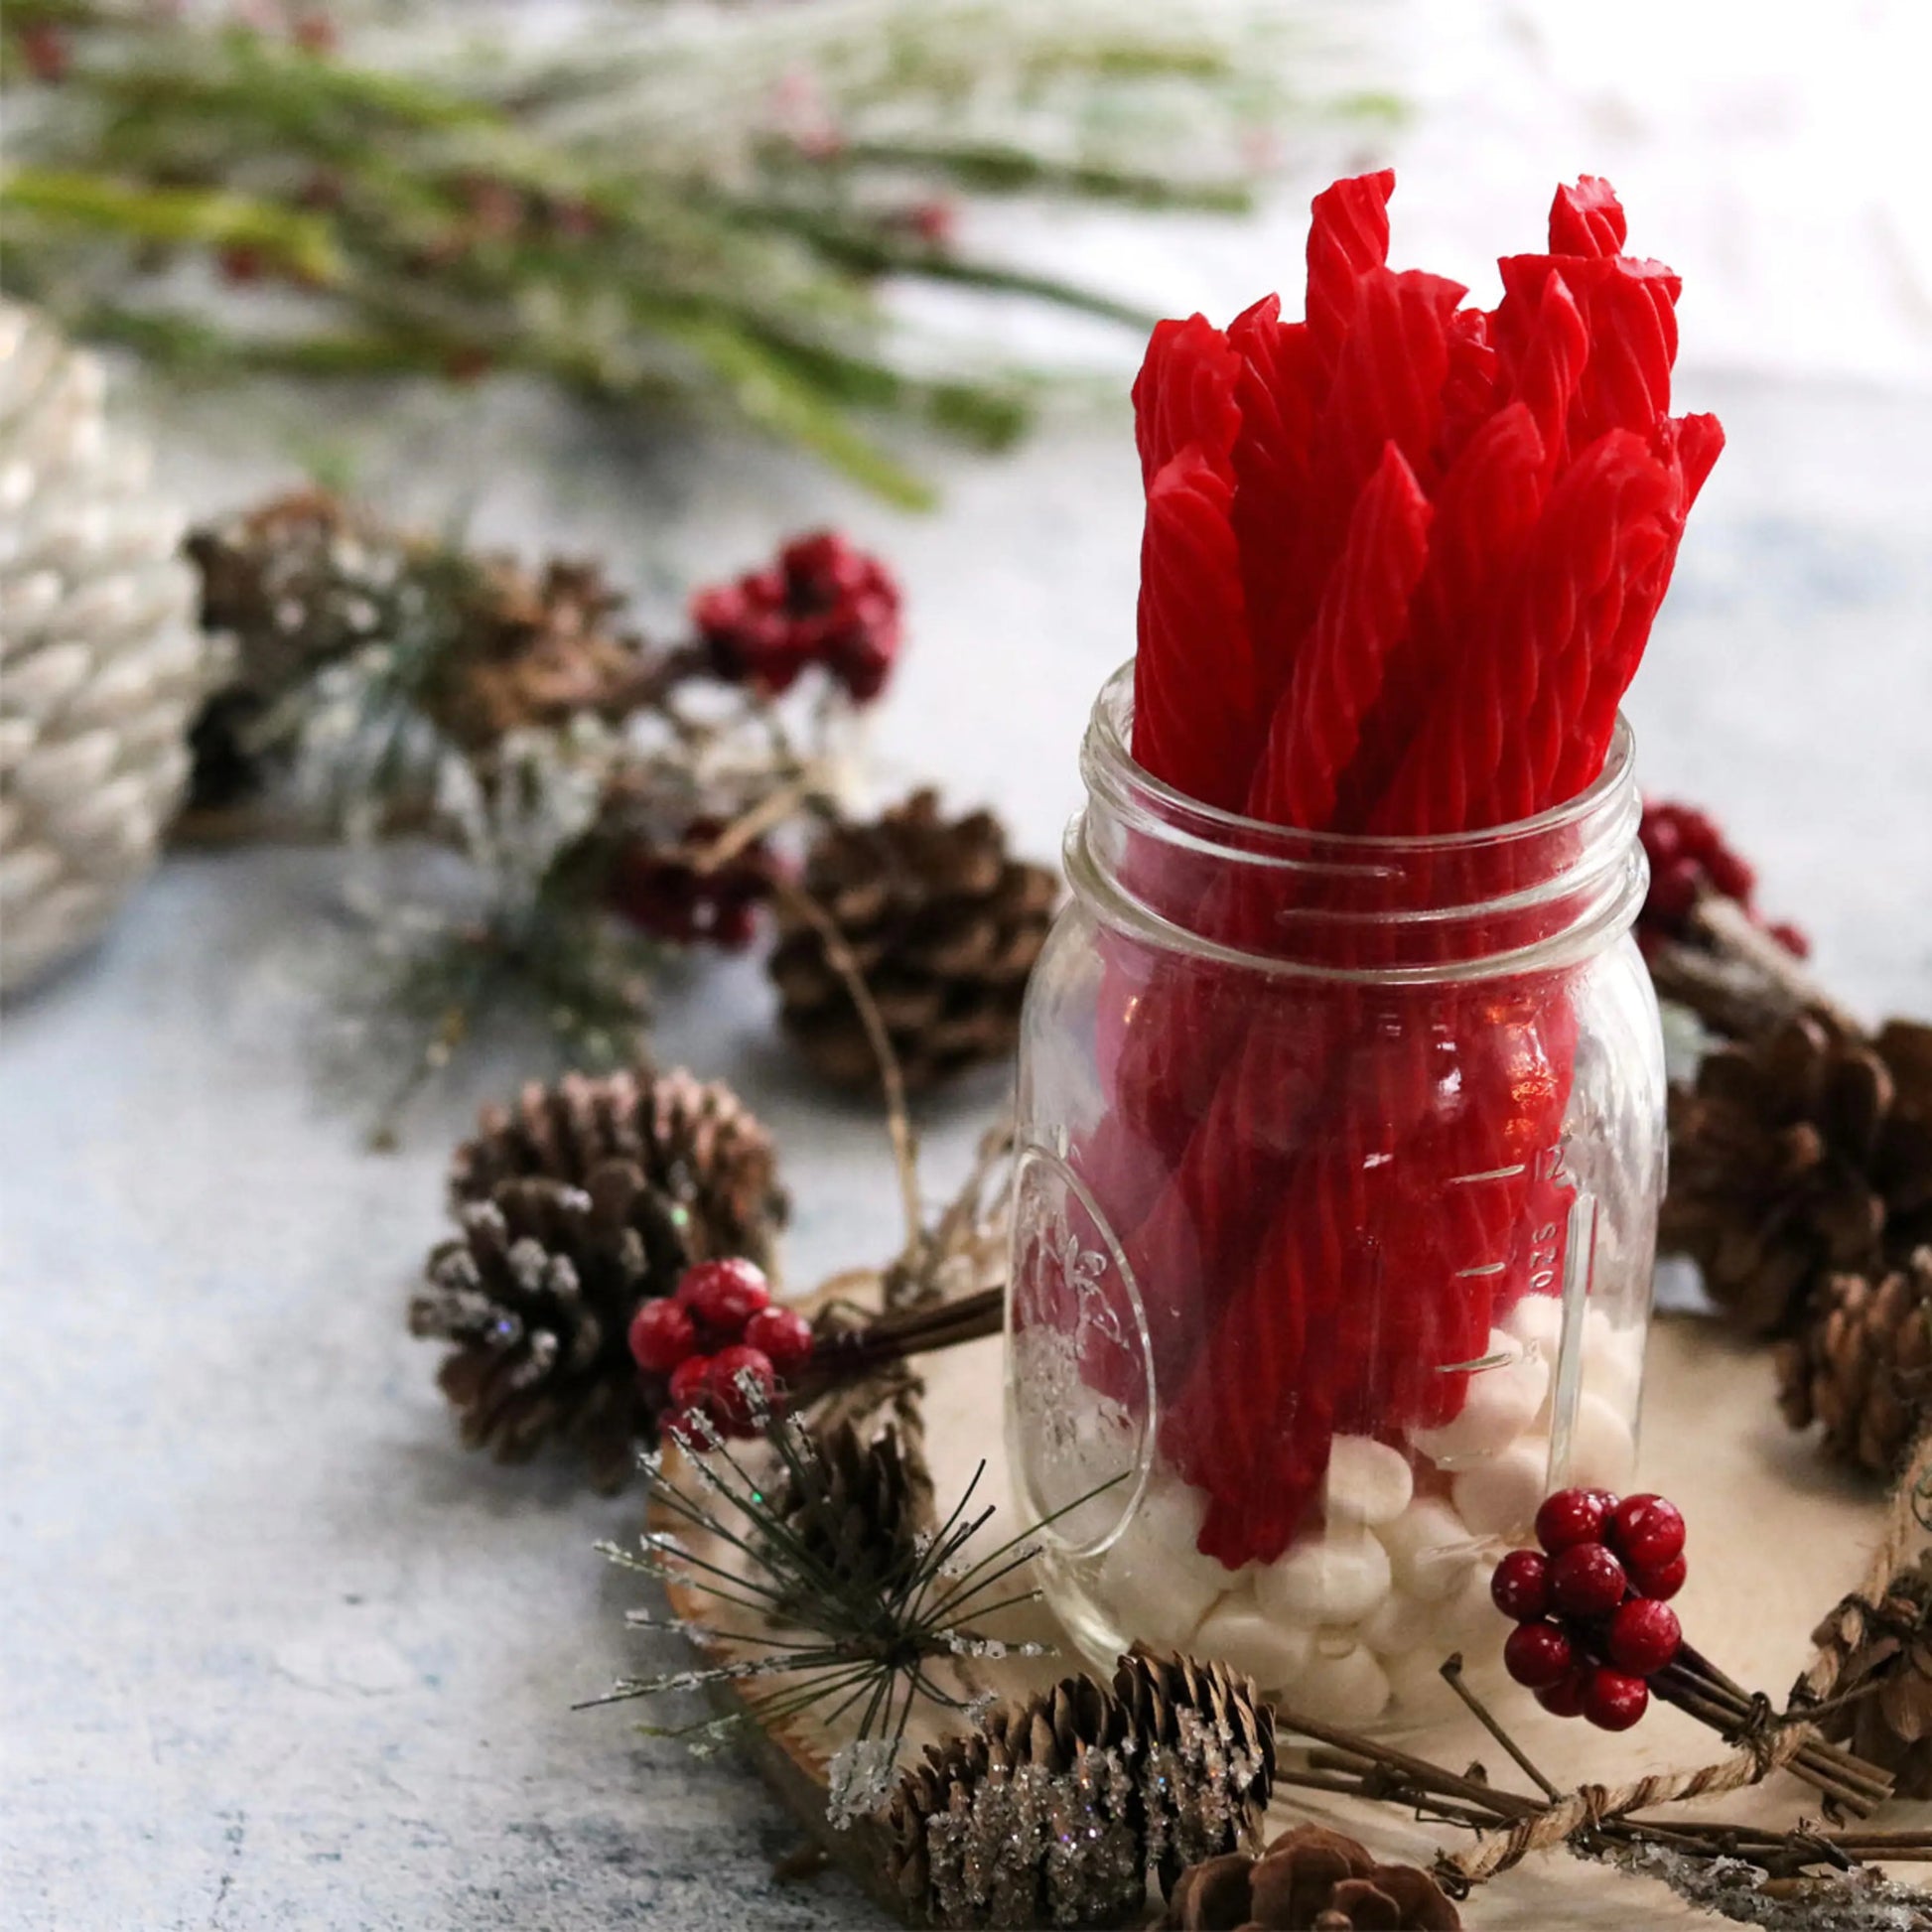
[
  {"left": 1081, "top": 660, "right": 1635, "bottom": 864},
  {"left": 1068, "top": 661, "right": 1647, "bottom": 981}
]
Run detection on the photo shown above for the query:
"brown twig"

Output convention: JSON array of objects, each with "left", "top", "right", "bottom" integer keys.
[
  {"left": 766, "top": 872, "right": 921, "bottom": 1250},
  {"left": 1650, "top": 892, "right": 1864, "bottom": 1042}
]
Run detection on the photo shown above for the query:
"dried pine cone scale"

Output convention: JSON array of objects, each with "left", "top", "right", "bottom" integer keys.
[
  {"left": 1163, "top": 1824, "right": 1460, "bottom": 1931},
  {"left": 771, "top": 790, "right": 1057, "bottom": 1095},
  {"left": 1662, "top": 1015, "right": 1932, "bottom": 1335}
]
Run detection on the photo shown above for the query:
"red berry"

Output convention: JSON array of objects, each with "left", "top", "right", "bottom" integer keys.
[
  {"left": 1583, "top": 1667, "right": 1650, "bottom": 1731},
  {"left": 667, "top": 1352, "right": 713, "bottom": 1417},
  {"left": 1629, "top": 1553, "right": 1688, "bottom": 1601},
  {"left": 1607, "top": 1494, "right": 1686, "bottom": 1572},
  {"left": 1504, "top": 1621, "right": 1576, "bottom": 1691},
  {"left": 1550, "top": 1543, "right": 1628, "bottom": 1617},
  {"left": 1769, "top": 920, "right": 1811, "bottom": 959},
  {"left": 743, "top": 1305, "right": 814, "bottom": 1375},
  {"left": 1490, "top": 1549, "right": 1553, "bottom": 1622},
  {"left": 706, "top": 1344, "right": 776, "bottom": 1437},
  {"left": 1535, "top": 1488, "right": 1615, "bottom": 1556},
  {"left": 1534, "top": 1668, "right": 1590, "bottom": 1720},
  {"left": 628, "top": 1298, "right": 698, "bottom": 1375},
  {"left": 1606, "top": 1597, "right": 1683, "bottom": 1677},
  {"left": 677, "top": 1258, "right": 770, "bottom": 1336},
  {"left": 1704, "top": 846, "right": 1755, "bottom": 900}
]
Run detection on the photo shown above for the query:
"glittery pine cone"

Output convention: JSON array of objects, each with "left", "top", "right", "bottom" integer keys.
[
  {"left": 884, "top": 1649, "right": 1273, "bottom": 1929},
  {"left": 1661, "top": 1016, "right": 1932, "bottom": 1336},
  {"left": 1776, "top": 1250, "right": 1932, "bottom": 1479},
  {"left": 408, "top": 1167, "right": 690, "bottom": 1489},
  {"left": 1113, "top": 1648, "right": 1279, "bottom": 1894},
  {"left": 768, "top": 790, "right": 1057, "bottom": 1095},
  {"left": 1162, "top": 1824, "right": 1462, "bottom": 1931},
  {"left": 1811, "top": 1550, "right": 1932, "bottom": 1800},
  {"left": 768, "top": 1416, "right": 935, "bottom": 1606},
  {"left": 450, "top": 1065, "right": 785, "bottom": 1270}
]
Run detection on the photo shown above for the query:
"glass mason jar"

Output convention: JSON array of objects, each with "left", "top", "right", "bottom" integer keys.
[{"left": 1005, "top": 663, "right": 1665, "bottom": 1729}]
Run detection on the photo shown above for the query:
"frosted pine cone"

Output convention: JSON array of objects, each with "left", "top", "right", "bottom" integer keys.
[
  {"left": 0, "top": 300, "right": 218, "bottom": 992},
  {"left": 410, "top": 1167, "right": 691, "bottom": 1488}
]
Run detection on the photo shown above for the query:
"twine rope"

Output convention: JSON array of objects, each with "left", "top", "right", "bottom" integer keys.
[{"left": 1449, "top": 1427, "right": 1932, "bottom": 1885}]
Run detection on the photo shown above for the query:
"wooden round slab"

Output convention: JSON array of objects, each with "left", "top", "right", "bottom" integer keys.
[{"left": 654, "top": 1297, "right": 1919, "bottom": 1926}]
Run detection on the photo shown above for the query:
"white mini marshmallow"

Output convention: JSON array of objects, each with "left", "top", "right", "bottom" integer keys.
[
  {"left": 1568, "top": 1389, "right": 1638, "bottom": 1492},
  {"left": 1256, "top": 1527, "right": 1392, "bottom": 1627},
  {"left": 1582, "top": 1308, "right": 1646, "bottom": 1413},
  {"left": 1503, "top": 1292, "right": 1565, "bottom": 1362},
  {"left": 1438, "top": 1560, "right": 1503, "bottom": 1650},
  {"left": 1451, "top": 1443, "right": 1549, "bottom": 1537},
  {"left": 1324, "top": 1436, "right": 1415, "bottom": 1528},
  {"left": 1094, "top": 1479, "right": 1236, "bottom": 1648},
  {"left": 1411, "top": 1329, "right": 1550, "bottom": 1466},
  {"left": 1292, "top": 1640, "right": 1391, "bottom": 1727},
  {"left": 1377, "top": 1497, "right": 1481, "bottom": 1603},
  {"left": 1193, "top": 1593, "right": 1314, "bottom": 1694},
  {"left": 1361, "top": 1587, "right": 1434, "bottom": 1659}
]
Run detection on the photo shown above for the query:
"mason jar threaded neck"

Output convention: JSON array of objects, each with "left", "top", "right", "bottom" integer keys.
[{"left": 1068, "top": 661, "right": 1646, "bottom": 981}]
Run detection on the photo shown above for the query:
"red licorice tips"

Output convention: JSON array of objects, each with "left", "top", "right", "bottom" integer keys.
[{"left": 1128, "top": 170, "right": 1723, "bottom": 842}]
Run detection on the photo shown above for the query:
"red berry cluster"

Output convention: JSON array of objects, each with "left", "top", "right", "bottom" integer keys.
[
  {"left": 627, "top": 1258, "right": 813, "bottom": 1441},
  {"left": 1490, "top": 1488, "right": 1687, "bottom": 1731},
  {"left": 1637, "top": 800, "right": 1808, "bottom": 959},
  {"left": 609, "top": 817, "right": 773, "bottom": 951},
  {"left": 693, "top": 531, "right": 901, "bottom": 703}
]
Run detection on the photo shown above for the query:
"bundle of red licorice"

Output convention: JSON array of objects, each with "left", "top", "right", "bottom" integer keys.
[{"left": 1082, "top": 173, "right": 1721, "bottom": 1567}]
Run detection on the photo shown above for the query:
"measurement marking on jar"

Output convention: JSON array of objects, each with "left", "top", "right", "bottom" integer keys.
[
  {"left": 1453, "top": 1261, "right": 1509, "bottom": 1278},
  {"left": 1446, "top": 1164, "right": 1528, "bottom": 1185}
]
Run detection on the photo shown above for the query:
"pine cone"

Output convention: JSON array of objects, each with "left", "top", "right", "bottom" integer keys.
[
  {"left": 1, "top": 300, "right": 217, "bottom": 991},
  {"left": 185, "top": 487, "right": 420, "bottom": 807},
  {"left": 1114, "top": 1647, "right": 1279, "bottom": 1895},
  {"left": 409, "top": 1166, "right": 690, "bottom": 1488},
  {"left": 1811, "top": 1551, "right": 1932, "bottom": 1799},
  {"left": 416, "top": 555, "right": 645, "bottom": 754},
  {"left": 1776, "top": 1250, "right": 1932, "bottom": 1478},
  {"left": 450, "top": 1065, "right": 785, "bottom": 1270},
  {"left": 884, "top": 1650, "right": 1273, "bottom": 1930},
  {"left": 1661, "top": 1015, "right": 1932, "bottom": 1335},
  {"left": 886, "top": 1671, "right": 1142, "bottom": 1930},
  {"left": 768, "top": 1417, "right": 935, "bottom": 1605},
  {"left": 769, "top": 790, "right": 1057, "bottom": 1095},
  {"left": 1162, "top": 1824, "right": 1461, "bottom": 1931}
]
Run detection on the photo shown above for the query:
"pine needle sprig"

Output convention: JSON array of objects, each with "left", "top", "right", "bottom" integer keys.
[
  {"left": 0, "top": 0, "right": 1391, "bottom": 500},
  {"left": 587, "top": 1371, "right": 1119, "bottom": 1824}
]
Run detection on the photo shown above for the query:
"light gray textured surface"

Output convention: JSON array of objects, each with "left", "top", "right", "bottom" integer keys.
[{"left": 5, "top": 366, "right": 1931, "bottom": 1930}]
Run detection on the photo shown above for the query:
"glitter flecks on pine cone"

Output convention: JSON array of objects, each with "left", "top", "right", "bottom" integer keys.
[
  {"left": 885, "top": 1648, "right": 1274, "bottom": 1930},
  {"left": 1660, "top": 1015, "right": 1932, "bottom": 1336},
  {"left": 450, "top": 1064, "right": 786, "bottom": 1271},
  {"left": 1161, "top": 1823, "right": 1461, "bottom": 1931},
  {"left": 1777, "top": 1249, "right": 1932, "bottom": 1479},
  {"left": 409, "top": 1167, "right": 691, "bottom": 1488},
  {"left": 769, "top": 790, "right": 1058, "bottom": 1096},
  {"left": 1811, "top": 1550, "right": 1932, "bottom": 1800},
  {"left": 693, "top": 529, "right": 901, "bottom": 702}
]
